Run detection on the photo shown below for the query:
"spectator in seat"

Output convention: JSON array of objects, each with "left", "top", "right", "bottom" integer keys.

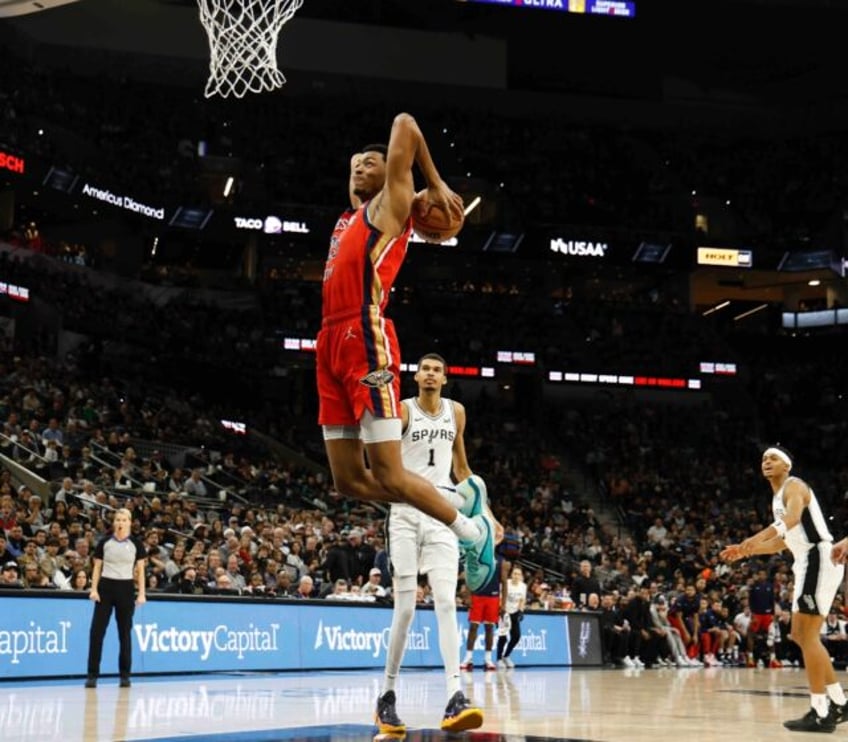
[
  {"left": 650, "top": 594, "right": 698, "bottom": 667},
  {"left": 599, "top": 592, "right": 631, "bottom": 667},
  {"left": 293, "top": 574, "right": 315, "bottom": 599},
  {"left": 361, "top": 567, "right": 387, "bottom": 599},
  {"left": 0, "top": 561, "right": 24, "bottom": 588},
  {"left": 571, "top": 559, "right": 602, "bottom": 609},
  {"left": 668, "top": 582, "right": 701, "bottom": 660},
  {"left": 326, "top": 578, "right": 350, "bottom": 600},
  {"left": 821, "top": 609, "right": 848, "bottom": 668},
  {"left": 184, "top": 469, "right": 208, "bottom": 498}
]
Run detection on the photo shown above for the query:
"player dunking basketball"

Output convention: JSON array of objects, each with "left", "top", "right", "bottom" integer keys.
[
  {"left": 316, "top": 113, "right": 496, "bottom": 596},
  {"left": 721, "top": 445, "right": 847, "bottom": 733}
]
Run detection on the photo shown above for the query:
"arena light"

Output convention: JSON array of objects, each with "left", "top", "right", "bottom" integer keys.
[
  {"left": 409, "top": 231, "right": 458, "bottom": 247},
  {"left": 223, "top": 176, "right": 234, "bottom": 197},
  {"left": 733, "top": 303, "right": 768, "bottom": 322},
  {"left": 463, "top": 196, "right": 481, "bottom": 217},
  {"left": 220, "top": 419, "right": 247, "bottom": 435},
  {"left": 702, "top": 300, "right": 730, "bottom": 317}
]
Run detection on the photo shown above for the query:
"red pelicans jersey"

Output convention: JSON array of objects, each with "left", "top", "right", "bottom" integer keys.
[
  {"left": 317, "top": 204, "right": 413, "bottom": 426},
  {"left": 322, "top": 205, "right": 411, "bottom": 318}
]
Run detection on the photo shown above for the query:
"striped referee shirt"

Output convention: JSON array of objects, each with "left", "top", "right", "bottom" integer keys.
[{"left": 94, "top": 535, "right": 146, "bottom": 580}]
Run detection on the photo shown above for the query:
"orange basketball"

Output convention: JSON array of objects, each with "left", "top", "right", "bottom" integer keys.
[{"left": 411, "top": 191, "right": 464, "bottom": 243}]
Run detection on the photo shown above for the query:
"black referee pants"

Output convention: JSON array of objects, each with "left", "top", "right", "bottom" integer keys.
[
  {"left": 497, "top": 611, "right": 522, "bottom": 660},
  {"left": 87, "top": 577, "right": 136, "bottom": 677}
]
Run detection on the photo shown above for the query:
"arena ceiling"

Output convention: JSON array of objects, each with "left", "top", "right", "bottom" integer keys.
[{"left": 4, "top": 0, "right": 848, "bottom": 98}]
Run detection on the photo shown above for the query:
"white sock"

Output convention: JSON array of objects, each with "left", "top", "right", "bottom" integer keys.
[
  {"left": 812, "top": 693, "right": 829, "bottom": 718},
  {"left": 827, "top": 683, "right": 847, "bottom": 705},
  {"left": 440, "top": 487, "right": 466, "bottom": 510},
  {"left": 485, "top": 650, "right": 493, "bottom": 664},
  {"left": 429, "top": 568, "right": 462, "bottom": 698},
  {"left": 383, "top": 588, "right": 416, "bottom": 694},
  {"left": 463, "top": 650, "right": 473, "bottom": 663},
  {"left": 448, "top": 513, "right": 479, "bottom": 542}
]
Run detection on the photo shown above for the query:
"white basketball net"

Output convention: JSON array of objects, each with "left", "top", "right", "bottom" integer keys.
[{"left": 198, "top": 0, "right": 303, "bottom": 99}]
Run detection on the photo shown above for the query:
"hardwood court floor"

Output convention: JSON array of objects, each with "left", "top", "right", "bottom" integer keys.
[{"left": 0, "top": 665, "right": 834, "bottom": 741}]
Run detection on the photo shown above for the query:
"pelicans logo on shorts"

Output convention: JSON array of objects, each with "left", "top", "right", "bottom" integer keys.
[{"left": 360, "top": 369, "right": 394, "bottom": 388}]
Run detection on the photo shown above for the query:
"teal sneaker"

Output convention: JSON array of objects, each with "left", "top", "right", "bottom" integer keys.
[
  {"left": 461, "top": 514, "right": 495, "bottom": 592},
  {"left": 457, "top": 475, "right": 487, "bottom": 518}
]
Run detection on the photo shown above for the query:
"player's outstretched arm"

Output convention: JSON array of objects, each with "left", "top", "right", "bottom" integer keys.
[
  {"left": 738, "top": 480, "right": 807, "bottom": 553},
  {"left": 381, "top": 114, "right": 463, "bottom": 228},
  {"left": 451, "top": 401, "right": 473, "bottom": 484},
  {"left": 832, "top": 537, "right": 848, "bottom": 564}
]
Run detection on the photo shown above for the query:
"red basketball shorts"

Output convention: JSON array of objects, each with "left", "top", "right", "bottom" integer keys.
[
  {"left": 317, "top": 309, "right": 401, "bottom": 427},
  {"left": 468, "top": 595, "right": 500, "bottom": 625},
  {"left": 749, "top": 613, "right": 773, "bottom": 634}
]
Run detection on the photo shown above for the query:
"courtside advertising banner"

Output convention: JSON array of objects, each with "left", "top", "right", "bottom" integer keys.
[{"left": 0, "top": 594, "right": 600, "bottom": 678}]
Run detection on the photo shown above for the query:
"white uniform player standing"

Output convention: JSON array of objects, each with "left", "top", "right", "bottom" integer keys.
[
  {"left": 374, "top": 353, "right": 484, "bottom": 735},
  {"left": 721, "top": 445, "right": 847, "bottom": 733}
]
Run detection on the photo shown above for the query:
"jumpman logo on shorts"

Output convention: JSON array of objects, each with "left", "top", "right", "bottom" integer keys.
[{"left": 344, "top": 326, "right": 357, "bottom": 341}]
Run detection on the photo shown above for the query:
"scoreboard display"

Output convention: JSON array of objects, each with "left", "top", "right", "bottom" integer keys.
[{"left": 459, "top": 0, "right": 636, "bottom": 18}]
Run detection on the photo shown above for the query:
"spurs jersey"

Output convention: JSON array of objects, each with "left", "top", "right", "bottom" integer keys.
[
  {"left": 321, "top": 204, "right": 412, "bottom": 320},
  {"left": 401, "top": 397, "right": 457, "bottom": 488},
  {"left": 773, "top": 475, "right": 842, "bottom": 616},
  {"left": 389, "top": 397, "right": 459, "bottom": 577},
  {"left": 772, "top": 476, "right": 833, "bottom": 558}
]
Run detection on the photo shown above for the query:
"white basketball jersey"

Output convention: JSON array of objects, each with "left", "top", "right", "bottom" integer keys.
[
  {"left": 504, "top": 581, "right": 527, "bottom": 614},
  {"left": 401, "top": 397, "right": 456, "bottom": 488},
  {"left": 772, "top": 476, "right": 833, "bottom": 558}
]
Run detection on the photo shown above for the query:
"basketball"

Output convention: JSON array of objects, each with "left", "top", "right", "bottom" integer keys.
[{"left": 411, "top": 190, "right": 464, "bottom": 243}]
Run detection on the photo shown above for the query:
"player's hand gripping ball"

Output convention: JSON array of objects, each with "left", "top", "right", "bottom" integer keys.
[{"left": 411, "top": 190, "right": 464, "bottom": 243}]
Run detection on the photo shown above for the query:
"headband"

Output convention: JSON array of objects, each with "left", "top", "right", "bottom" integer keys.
[{"left": 764, "top": 447, "right": 792, "bottom": 470}]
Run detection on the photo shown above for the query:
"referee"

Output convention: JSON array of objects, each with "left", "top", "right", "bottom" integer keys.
[{"left": 85, "top": 507, "right": 146, "bottom": 688}]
